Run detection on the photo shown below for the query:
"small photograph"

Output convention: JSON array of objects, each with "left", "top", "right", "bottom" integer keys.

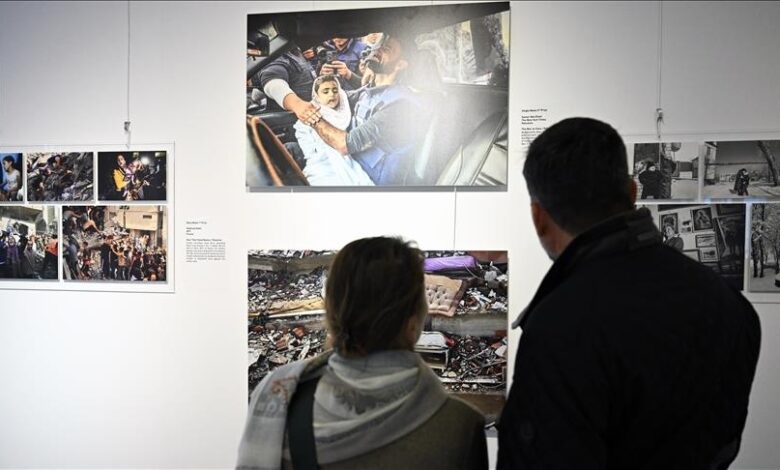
[
  {"left": 0, "top": 205, "right": 59, "bottom": 280},
  {"left": 631, "top": 142, "right": 700, "bottom": 200},
  {"left": 62, "top": 205, "right": 167, "bottom": 282},
  {"left": 247, "top": 249, "right": 508, "bottom": 427},
  {"left": 26, "top": 152, "right": 94, "bottom": 201},
  {"left": 702, "top": 140, "right": 780, "bottom": 198},
  {"left": 98, "top": 151, "right": 167, "bottom": 201},
  {"left": 749, "top": 203, "right": 780, "bottom": 292},
  {"left": 649, "top": 204, "right": 746, "bottom": 290},
  {"left": 692, "top": 207, "right": 714, "bottom": 231},
  {"left": 696, "top": 234, "right": 716, "bottom": 248},
  {"left": 246, "top": 3, "right": 510, "bottom": 188},
  {"left": 0, "top": 153, "right": 24, "bottom": 202}
]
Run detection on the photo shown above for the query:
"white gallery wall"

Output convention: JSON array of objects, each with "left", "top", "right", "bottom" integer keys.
[{"left": 1, "top": 1, "right": 779, "bottom": 468}]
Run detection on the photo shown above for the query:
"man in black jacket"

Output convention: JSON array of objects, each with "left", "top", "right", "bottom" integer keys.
[{"left": 498, "top": 118, "right": 761, "bottom": 469}]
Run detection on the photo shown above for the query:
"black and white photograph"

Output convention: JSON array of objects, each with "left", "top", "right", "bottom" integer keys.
[
  {"left": 749, "top": 203, "right": 780, "bottom": 292},
  {"left": 702, "top": 140, "right": 780, "bottom": 198},
  {"left": 247, "top": 249, "right": 508, "bottom": 427},
  {"left": 26, "top": 152, "right": 94, "bottom": 202},
  {"left": 62, "top": 205, "right": 167, "bottom": 282},
  {"left": 0, "top": 153, "right": 24, "bottom": 202},
  {"left": 692, "top": 207, "right": 714, "bottom": 231},
  {"left": 98, "top": 151, "right": 167, "bottom": 201},
  {"left": 0, "top": 205, "right": 59, "bottom": 280},
  {"left": 648, "top": 204, "right": 746, "bottom": 290},
  {"left": 631, "top": 142, "right": 700, "bottom": 200},
  {"left": 696, "top": 233, "right": 716, "bottom": 248},
  {"left": 246, "top": 2, "right": 510, "bottom": 188}
]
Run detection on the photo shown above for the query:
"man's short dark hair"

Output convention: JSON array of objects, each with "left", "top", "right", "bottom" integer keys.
[
  {"left": 3, "top": 156, "right": 14, "bottom": 165},
  {"left": 523, "top": 117, "right": 633, "bottom": 235}
]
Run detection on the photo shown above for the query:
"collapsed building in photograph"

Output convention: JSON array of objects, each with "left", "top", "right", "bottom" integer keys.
[{"left": 247, "top": 250, "right": 508, "bottom": 427}]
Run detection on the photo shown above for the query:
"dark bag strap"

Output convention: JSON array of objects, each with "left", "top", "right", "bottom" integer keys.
[{"left": 288, "top": 376, "right": 321, "bottom": 470}]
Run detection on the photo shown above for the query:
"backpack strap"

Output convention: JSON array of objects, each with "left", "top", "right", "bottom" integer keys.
[{"left": 288, "top": 376, "right": 321, "bottom": 470}]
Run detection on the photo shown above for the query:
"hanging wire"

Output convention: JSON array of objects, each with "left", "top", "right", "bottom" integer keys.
[
  {"left": 125, "top": 0, "right": 132, "bottom": 148},
  {"left": 655, "top": 1, "right": 664, "bottom": 141}
]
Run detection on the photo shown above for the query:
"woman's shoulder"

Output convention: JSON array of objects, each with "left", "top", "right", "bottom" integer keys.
[{"left": 436, "top": 395, "right": 486, "bottom": 427}]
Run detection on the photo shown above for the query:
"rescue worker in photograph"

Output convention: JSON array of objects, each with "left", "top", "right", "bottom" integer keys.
[
  {"left": 303, "top": 34, "right": 435, "bottom": 185},
  {"left": 637, "top": 161, "right": 662, "bottom": 199},
  {"left": 251, "top": 47, "right": 320, "bottom": 125},
  {"left": 315, "top": 37, "right": 367, "bottom": 91}
]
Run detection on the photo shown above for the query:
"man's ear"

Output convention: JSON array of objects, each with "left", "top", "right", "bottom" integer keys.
[{"left": 531, "top": 201, "right": 548, "bottom": 238}]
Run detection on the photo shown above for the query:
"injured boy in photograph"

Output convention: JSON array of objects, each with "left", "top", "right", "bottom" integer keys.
[{"left": 295, "top": 75, "right": 374, "bottom": 186}]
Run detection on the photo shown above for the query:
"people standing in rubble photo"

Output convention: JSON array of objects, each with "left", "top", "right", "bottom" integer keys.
[{"left": 238, "top": 237, "right": 488, "bottom": 470}]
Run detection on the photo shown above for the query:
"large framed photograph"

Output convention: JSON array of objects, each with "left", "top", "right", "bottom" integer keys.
[
  {"left": 246, "top": 3, "right": 510, "bottom": 189},
  {"left": 750, "top": 203, "right": 780, "bottom": 292},
  {"left": 247, "top": 249, "right": 508, "bottom": 429}
]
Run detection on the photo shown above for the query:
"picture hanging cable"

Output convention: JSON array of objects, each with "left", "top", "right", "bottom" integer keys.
[
  {"left": 124, "top": 0, "right": 132, "bottom": 148},
  {"left": 452, "top": 187, "right": 458, "bottom": 249},
  {"left": 655, "top": 0, "right": 664, "bottom": 141}
]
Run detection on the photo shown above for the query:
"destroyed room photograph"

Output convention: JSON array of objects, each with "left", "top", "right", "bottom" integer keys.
[
  {"left": 1, "top": 153, "right": 24, "bottom": 202},
  {"left": 247, "top": 249, "right": 508, "bottom": 429},
  {"left": 0, "top": 205, "right": 59, "bottom": 280},
  {"left": 246, "top": 2, "right": 510, "bottom": 188},
  {"left": 62, "top": 205, "right": 167, "bottom": 282},
  {"left": 26, "top": 152, "right": 94, "bottom": 202},
  {"left": 98, "top": 151, "right": 167, "bottom": 202}
]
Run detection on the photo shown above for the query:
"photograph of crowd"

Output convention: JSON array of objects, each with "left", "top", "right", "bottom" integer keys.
[
  {"left": 98, "top": 151, "right": 167, "bottom": 201},
  {"left": 749, "top": 203, "right": 780, "bottom": 292},
  {"left": 26, "top": 152, "right": 94, "bottom": 202},
  {"left": 0, "top": 205, "right": 59, "bottom": 280},
  {"left": 62, "top": 205, "right": 167, "bottom": 282},
  {"left": 246, "top": 2, "right": 510, "bottom": 188},
  {"left": 1, "top": 153, "right": 24, "bottom": 202},
  {"left": 646, "top": 204, "right": 746, "bottom": 290},
  {"left": 631, "top": 142, "right": 700, "bottom": 200},
  {"left": 247, "top": 249, "right": 508, "bottom": 427},
  {"left": 702, "top": 140, "right": 780, "bottom": 198}
]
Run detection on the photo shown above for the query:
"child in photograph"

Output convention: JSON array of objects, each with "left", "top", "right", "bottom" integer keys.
[
  {"left": 1, "top": 156, "right": 22, "bottom": 201},
  {"left": 294, "top": 75, "right": 374, "bottom": 186},
  {"left": 638, "top": 161, "right": 663, "bottom": 199}
]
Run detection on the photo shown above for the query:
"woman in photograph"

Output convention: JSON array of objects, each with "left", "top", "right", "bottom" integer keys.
[
  {"left": 237, "top": 236, "right": 487, "bottom": 470},
  {"left": 734, "top": 168, "right": 750, "bottom": 196},
  {"left": 663, "top": 224, "right": 684, "bottom": 252}
]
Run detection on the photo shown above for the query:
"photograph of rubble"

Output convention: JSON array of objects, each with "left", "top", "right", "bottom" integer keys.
[
  {"left": 645, "top": 204, "right": 746, "bottom": 290},
  {"left": 630, "top": 142, "right": 700, "bottom": 200},
  {"left": 248, "top": 249, "right": 508, "bottom": 427},
  {"left": 98, "top": 151, "right": 167, "bottom": 202},
  {"left": 0, "top": 205, "right": 59, "bottom": 280},
  {"left": 62, "top": 205, "right": 167, "bottom": 282},
  {"left": 1, "top": 153, "right": 24, "bottom": 202},
  {"left": 246, "top": 2, "right": 510, "bottom": 189},
  {"left": 749, "top": 203, "right": 780, "bottom": 292},
  {"left": 26, "top": 152, "right": 94, "bottom": 202},
  {"left": 702, "top": 140, "right": 780, "bottom": 199}
]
